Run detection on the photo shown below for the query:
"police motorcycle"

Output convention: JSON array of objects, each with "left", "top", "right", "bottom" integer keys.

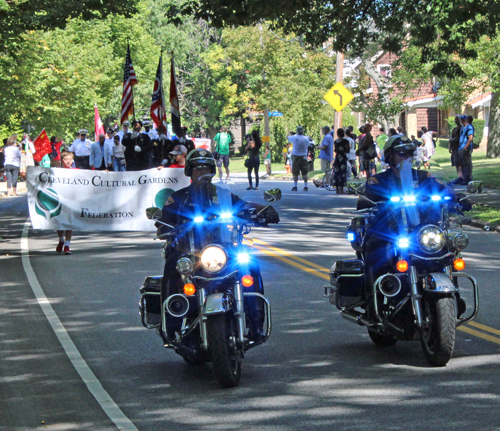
[
  {"left": 140, "top": 187, "right": 281, "bottom": 388},
  {"left": 324, "top": 136, "right": 480, "bottom": 366}
]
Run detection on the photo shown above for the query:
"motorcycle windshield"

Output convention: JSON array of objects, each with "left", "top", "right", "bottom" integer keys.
[
  {"left": 389, "top": 159, "right": 454, "bottom": 231},
  {"left": 173, "top": 211, "right": 253, "bottom": 255}
]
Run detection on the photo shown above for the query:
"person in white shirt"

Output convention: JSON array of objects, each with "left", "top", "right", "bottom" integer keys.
[
  {"left": 287, "top": 126, "right": 310, "bottom": 191},
  {"left": 421, "top": 127, "right": 435, "bottom": 165},
  {"left": 3, "top": 135, "right": 21, "bottom": 196},
  {"left": 116, "top": 121, "right": 131, "bottom": 143},
  {"left": 112, "top": 135, "right": 127, "bottom": 171},
  {"left": 68, "top": 129, "right": 92, "bottom": 169}
]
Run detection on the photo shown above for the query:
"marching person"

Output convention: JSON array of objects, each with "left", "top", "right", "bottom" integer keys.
[
  {"left": 111, "top": 135, "right": 127, "bottom": 171},
  {"left": 56, "top": 151, "right": 76, "bottom": 255},
  {"left": 122, "top": 120, "right": 152, "bottom": 171},
  {"left": 142, "top": 120, "right": 159, "bottom": 168},
  {"left": 89, "top": 134, "right": 113, "bottom": 171},
  {"left": 158, "top": 144, "right": 188, "bottom": 169},
  {"left": 69, "top": 129, "right": 92, "bottom": 169},
  {"left": 116, "top": 121, "right": 131, "bottom": 143}
]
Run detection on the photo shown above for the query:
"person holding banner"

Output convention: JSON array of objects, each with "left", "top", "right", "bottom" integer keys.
[
  {"left": 56, "top": 151, "right": 76, "bottom": 254},
  {"left": 69, "top": 129, "right": 92, "bottom": 169},
  {"left": 90, "top": 134, "right": 113, "bottom": 171}
]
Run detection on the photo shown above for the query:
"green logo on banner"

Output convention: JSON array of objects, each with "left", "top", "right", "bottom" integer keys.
[
  {"left": 35, "top": 188, "right": 62, "bottom": 219},
  {"left": 155, "top": 188, "right": 175, "bottom": 209}
]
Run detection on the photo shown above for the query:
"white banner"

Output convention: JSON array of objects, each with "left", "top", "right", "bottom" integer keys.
[{"left": 26, "top": 167, "right": 190, "bottom": 231}]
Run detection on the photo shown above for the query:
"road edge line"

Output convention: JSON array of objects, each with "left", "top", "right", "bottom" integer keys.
[{"left": 20, "top": 220, "right": 139, "bottom": 431}]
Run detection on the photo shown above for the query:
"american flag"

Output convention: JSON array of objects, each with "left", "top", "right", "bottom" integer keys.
[
  {"left": 150, "top": 55, "right": 167, "bottom": 135},
  {"left": 121, "top": 44, "right": 138, "bottom": 124}
]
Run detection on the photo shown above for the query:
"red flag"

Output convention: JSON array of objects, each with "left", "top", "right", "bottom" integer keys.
[
  {"left": 32, "top": 129, "right": 51, "bottom": 163},
  {"left": 121, "top": 44, "right": 138, "bottom": 124},
  {"left": 151, "top": 55, "right": 167, "bottom": 135},
  {"left": 94, "top": 103, "right": 105, "bottom": 138},
  {"left": 170, "top": 56, "right": 181, "bottom": 136}
]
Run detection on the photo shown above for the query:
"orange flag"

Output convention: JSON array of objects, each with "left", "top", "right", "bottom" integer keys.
[{"left": 32, "top": 128, "right": 52, "bottom": 163}]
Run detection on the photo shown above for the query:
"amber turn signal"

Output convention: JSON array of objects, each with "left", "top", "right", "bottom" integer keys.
[
  {"left": 396, "top": 260, "right": 409, "bottom": 272},
  {"left": 183, "top": 283, "right": 196, "bottom": 295},
  {"left": 241, "top": 275, "right": 254, "bottom": 287},
  {"left": 453, "top": 258, "right": 465, "bottom": 271}
]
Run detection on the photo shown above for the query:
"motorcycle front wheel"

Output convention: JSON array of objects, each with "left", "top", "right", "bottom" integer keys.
[
  {"left": 420, "top": 296, "right": 456, "bottom": 366},
  {"left": 207, "top": 314, "right": 242, "bottom": 388}
]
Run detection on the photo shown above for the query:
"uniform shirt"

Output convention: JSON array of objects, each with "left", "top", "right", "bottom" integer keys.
[
  {"left": 116, "top": 130, "right": 130, "bottom": 143},
  {"left": 288, "top": 134, "right": 309, "bottom": 157},
  {"left": 459, "top": 124, "right": 474, "bottom": 152},
  {"left": 318, "top": 133, "right": 334, "bottom": 162},
  {"left": 142, "top": 129, "right": 159, "bottom": 141},
  {"left": 69, "top": 138, "right": 92, "bottom": 156}
]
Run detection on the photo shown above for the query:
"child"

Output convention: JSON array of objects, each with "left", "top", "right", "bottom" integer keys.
[
  {"left": 55, "top": 151, "right": 75, "bottom": 255},
  {"left": 412, "top": 137, "right": 424, "bottom": 170}
]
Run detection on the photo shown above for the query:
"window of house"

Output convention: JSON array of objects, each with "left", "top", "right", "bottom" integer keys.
[{"left": 377, "top": 64, "right": 391, "bottom": 82}]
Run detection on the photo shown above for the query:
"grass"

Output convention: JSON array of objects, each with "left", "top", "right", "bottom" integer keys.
[{"left": 468, "top": 207, "right": 500, "bottom": 226}]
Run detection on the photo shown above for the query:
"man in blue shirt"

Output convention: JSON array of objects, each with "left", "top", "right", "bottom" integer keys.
[
  {"left": 458, "top": 114, "right": 474, "bottom": 184},
  {"left": 318, "top": 126, "right": 334, "bottom": 172}
]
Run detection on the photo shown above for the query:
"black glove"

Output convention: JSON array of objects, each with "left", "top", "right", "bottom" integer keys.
[{"left": 261, "top": 206, "right": 280, "bottom": 225}]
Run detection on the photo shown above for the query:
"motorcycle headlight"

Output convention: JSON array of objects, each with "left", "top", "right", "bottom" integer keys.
[
  {"left": 176, "top": 257, "right": 194, "bottom": 275},
  {"left": 200, "top": 245, "right": 227, "bottom": 273},
  {"left": 450, "top": 232, "right": 469, "bottom": 251},
  {"left": 417, "top": 225, "right": 445, "bottom": 254}
]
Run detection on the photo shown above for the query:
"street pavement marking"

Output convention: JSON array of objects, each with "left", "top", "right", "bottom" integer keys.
[
  {"left": 467, "top": 321, "right": 500, "bottom": 336},
  {"left": 253, "top": 238, "right": 330, "bottom": 272},
  {"left": 21, "top": 220, "right": 139, "bottom": 431},
  {"left": 458, "top": 326, "right": 500, "bottom": 345},
  {"left": 255, "top": 238, "right": 500, "bottom": 345}
]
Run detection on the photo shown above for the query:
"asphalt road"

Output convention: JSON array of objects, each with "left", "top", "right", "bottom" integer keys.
[{"left": 1, "top": 178, "right": 500, "bottom": 431}]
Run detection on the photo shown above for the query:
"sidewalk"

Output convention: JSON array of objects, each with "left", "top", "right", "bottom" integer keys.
[{"left": 0, "top": 179, "right": 26, "bottom": 198}]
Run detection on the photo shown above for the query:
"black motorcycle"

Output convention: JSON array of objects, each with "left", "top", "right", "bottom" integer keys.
[
  {"left": 324, "top": 180, "right": 482, "bottom": 366},
  {"left": 140, "top": 188, "right": 281, "bottom": 387}
]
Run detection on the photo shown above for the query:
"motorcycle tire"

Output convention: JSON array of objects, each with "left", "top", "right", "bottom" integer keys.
[
  {"left": 420, "top": 296, "right": 456, "bottom": 366},
  {"left": 322, "top": 170, "right": 335, "bottom": 191},
  {"left": 367, "top": 328, "right": 398, "bottom": 347},
  {"left": 207, "top": 314, "right": 242, "bottom": 388}
]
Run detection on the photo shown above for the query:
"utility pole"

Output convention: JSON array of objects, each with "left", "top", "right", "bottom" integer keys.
[{"left": 334, "top": 52, "right": 344, "bottom": 132}]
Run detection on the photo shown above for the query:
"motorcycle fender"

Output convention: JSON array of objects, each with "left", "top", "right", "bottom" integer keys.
[
  {"left": 204, "top": 293, "right": 227, "bottom": 315},
  {"left": 424, "top": 273, "right": 458, "bottom": 293}
]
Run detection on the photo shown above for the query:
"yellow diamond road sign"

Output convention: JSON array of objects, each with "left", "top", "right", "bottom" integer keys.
[{"left": 324, "top": 82, "right": 354, "bottom": 112}]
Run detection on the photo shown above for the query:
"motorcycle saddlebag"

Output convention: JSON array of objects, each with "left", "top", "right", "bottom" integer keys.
[
  {"left": 140, "top": 276, "right": 162, "bottom": 326},
  {"left": 331, "top": 260, "right": 365, "bottom": 308}
]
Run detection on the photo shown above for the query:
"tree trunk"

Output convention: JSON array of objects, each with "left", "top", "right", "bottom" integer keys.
[{"left": 487, "top": 91, "right": 500, "bottom": 158}]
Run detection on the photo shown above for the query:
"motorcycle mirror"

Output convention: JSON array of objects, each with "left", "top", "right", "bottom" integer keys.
[
  {"left": 467, "top": 181, "right": 483, "bottom": 194},
  {"left": 264, "top": 188, "right": 282, "bottom": 202},
  {"left": 348, "top": 181, "right": 365, "bottom": 195},
  {"left": 145, "top": 206, "right": 162, "bottom": 220}
]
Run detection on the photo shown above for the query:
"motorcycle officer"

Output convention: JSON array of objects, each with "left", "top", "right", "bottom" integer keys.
[
  {"left": 359, "top": 135, "right": 463, "bottom": 302},
  {"left": 155, "top": 149, "right": 279, "bottom": 340}
]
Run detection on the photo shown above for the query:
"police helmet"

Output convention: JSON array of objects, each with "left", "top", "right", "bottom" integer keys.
[
  {"left": 383, "top": 135, "right": 416, "bottom": 165},
  {"left": 184, "top": 148, "right": 216, "bottom": 177}
]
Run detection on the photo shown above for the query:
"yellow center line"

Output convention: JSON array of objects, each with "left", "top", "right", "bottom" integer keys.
[
  {"left": 254, "top": 237, "right": 500, "bottom": 344},
  {"left": 458, "top": 326, "right": 500, "bottom": 345},
  {"left": 467, "top": 321, "right": 500, "bottom": 336},
  {"left": 253, "top": 238, "right": 330, "bottom": 272}
]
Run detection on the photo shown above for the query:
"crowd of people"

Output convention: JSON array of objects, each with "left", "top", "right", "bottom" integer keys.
[{"left": 290, "top": 116, "right": 475, "bottom": 192}]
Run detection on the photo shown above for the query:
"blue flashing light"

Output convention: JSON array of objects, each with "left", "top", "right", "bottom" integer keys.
[
  {"left": 398, "top": 237, "right": 410, "bottom": 248},
  {"left": 220, "top": 212, "right": 232, "bottom": 219},
  {"left": 431, "top": 195, "right": 441, "bottom": 201},
  {"left": 238, "top": 253, "right": 250, "bottom": 264},
  {"left": 193, "top": 216, "right": 204, "bottom": 223},
  {"left": 347, "top": 232, "right": 356, "bottom": 242},
  {"left": 444, "top": 196, "right": 452, "bottom": 201},
  {"left": 390, "top": 196, "right": 401, "bottom": 203},
  {"left": 403, "top": 195, "right": 416, "bottom": 203}
]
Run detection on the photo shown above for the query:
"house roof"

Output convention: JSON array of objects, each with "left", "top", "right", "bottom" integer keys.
[
  {"left": 468, "top": 92, "right": 492, "bottom": 108},
  {"left": 404, "top": 93, "right": 438, "bottom": 103},
  {"left": 404, "top": 93, "right": 443, "bottom": 108}
]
